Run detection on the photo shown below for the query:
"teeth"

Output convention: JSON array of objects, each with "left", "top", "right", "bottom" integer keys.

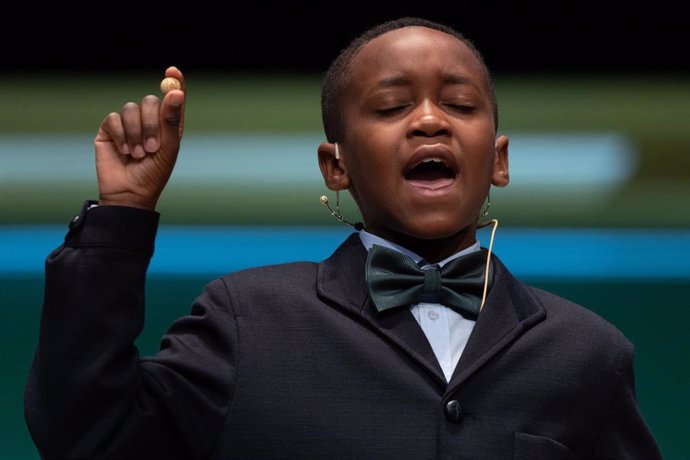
[{"left": 422, "top": 157, "right": 443, "bottom": 163}]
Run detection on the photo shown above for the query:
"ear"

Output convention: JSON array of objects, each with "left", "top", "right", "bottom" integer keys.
[
  {"left": 317, "top": 142, "right": 351, "bottom": 190},
  {"left": 491, "top": 134, "right": 510, "bottom": 187}
]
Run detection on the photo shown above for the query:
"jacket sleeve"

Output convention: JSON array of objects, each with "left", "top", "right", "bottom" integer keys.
[
  {"left": 24, "top": 202, "right": 237, "bottom": 460},
  {"left": 591, "top": 332, "right": 662, "bottom": 459}
]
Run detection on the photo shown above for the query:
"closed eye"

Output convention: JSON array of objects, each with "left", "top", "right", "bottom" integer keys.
[
  {"left": 377, "top": 105, "right": 410, "bottom": 117},
  {"left": 443, "top": 103, "right": 475, "bottom": 114}
]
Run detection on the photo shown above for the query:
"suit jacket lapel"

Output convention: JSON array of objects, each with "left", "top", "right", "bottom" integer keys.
[
  {"left": 447, "top": 254, "right": 546, "bottom": 390},
  {"left": 317, "top": 234, "right": 447, "bottom": 386},
  {"left": 316, "top": 236, "right": 547, "bottom": 390}
]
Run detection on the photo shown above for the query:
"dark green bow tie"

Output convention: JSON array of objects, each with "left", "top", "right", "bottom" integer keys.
[{"left": 365, "top": 244, "right": 492, "bottom": 320}]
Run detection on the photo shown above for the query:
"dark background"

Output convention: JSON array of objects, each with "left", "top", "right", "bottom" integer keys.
[{"left": 4, "top": 1, "right": 688, "bottom": 75}]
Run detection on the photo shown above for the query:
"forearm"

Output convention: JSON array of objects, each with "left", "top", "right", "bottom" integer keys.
[{"left": 24, "top": 202, "right": 171, "bottom": 458}]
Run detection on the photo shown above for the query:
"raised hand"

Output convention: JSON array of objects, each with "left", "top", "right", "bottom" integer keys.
[{"left": 94, "top": 66, "right": 186, "bottom": 210}]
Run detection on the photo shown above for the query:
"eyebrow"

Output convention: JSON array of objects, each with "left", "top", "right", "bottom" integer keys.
[
  {"left": 441, "top": 73, "right": 472, "bottom": 86},
  {"left": 373, "top": 75, "right": 412, "bottom": 89},
  {"left": 375, "top": 73, "right": 474, "bottom": 89}
]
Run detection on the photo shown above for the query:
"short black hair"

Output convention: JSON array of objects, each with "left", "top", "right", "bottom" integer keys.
[{"left": 320, "top": 17, "right": 499, "bottom": 142}]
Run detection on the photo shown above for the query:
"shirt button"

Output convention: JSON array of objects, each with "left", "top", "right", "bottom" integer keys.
[
  {"left": 427, "top": 309, "right": 439, "bottom": 320},
  {"left": 445, "top": 400, "right": 463, "bottom": 423}
]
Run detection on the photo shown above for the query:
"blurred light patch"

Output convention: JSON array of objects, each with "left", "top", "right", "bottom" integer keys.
[
  {"left": 0, "top": 133, "right": 637, "bottom": 192},
  {"left": 507, "top": 132, "right": 637, "bottom": 191}
]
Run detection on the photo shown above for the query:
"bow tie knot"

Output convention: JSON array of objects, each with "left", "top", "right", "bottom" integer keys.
[{"left": 365, "top": 244, "right": 492, "bottom": 320}]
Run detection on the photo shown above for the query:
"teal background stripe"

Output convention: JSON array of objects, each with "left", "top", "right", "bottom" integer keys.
[{"left": 2, "top": 225, "right": 689, "bottom": 279}]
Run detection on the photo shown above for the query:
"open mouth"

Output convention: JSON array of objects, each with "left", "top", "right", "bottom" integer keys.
[{"left": 404, "top": 157, "right": 457, "bottom": 190}]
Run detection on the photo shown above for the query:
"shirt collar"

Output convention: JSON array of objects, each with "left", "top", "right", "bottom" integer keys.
[{"left": 358, "top": 229, "right": 480, "bottom": 268}]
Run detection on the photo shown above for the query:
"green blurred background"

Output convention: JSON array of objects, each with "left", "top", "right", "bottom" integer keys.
[
  {"left": 2, "top": 73, "right": 690, "bottom": 227},
  {"left": 2, "top": 2, "right": 690, "bottom": 458}
]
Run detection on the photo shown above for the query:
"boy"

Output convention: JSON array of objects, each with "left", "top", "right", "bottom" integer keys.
[{"left": 24, "top": 17, "right": 661, "bottom": 459}]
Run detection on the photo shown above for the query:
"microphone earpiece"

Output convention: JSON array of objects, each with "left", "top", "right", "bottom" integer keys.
[
  {"left": 320, "top": 192, "right": 364, "bottom": 231},
  {"left": 321, "top": 143, "right": 363, "bottom": 230}
]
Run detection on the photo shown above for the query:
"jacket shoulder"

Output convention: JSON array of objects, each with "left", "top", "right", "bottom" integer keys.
[
  {"left": 221, "top": 261, "right": 318, "bottom": 286},
  {"left": 526, "top": 284, "right": 632, "bottom": 351},
  {"left": 206, "top": 262, "right": 320, "bottom": 316}
]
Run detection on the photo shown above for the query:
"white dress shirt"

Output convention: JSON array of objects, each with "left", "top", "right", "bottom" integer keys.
[{"left": 359, "top": 230, "right": 479, "bottom": 382}]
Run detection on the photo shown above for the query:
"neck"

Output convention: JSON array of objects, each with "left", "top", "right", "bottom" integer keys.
[{"left": 369, "top": 225, "right": 478, "bottom": 264}]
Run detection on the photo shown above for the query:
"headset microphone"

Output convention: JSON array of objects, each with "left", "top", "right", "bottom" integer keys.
[{"left": 320, "top": 193, "right": 364, "bottom": 231}]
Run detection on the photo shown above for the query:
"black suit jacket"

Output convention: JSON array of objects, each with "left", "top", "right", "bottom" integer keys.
[{"left": 25, "top": 204, "right": 661, "bottom": 459}]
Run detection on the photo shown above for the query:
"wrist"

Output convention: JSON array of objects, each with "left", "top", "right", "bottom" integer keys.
[
  {"left": 67, "top": 200, "right": 160, "bottom": 256},
  {"left": 98, "top": 193, "right": 158, "bottom": 210}
]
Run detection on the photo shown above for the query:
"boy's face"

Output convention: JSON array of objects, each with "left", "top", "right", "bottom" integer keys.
[{"left": 320, "top": 26, "right": 509, "bottom": 253}]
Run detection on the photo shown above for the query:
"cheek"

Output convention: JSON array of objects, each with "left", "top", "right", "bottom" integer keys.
[
  {"left": 345, "top": 129, "right": 401, "bottom": 178},
  {"left": 461, "top": 130, "right": 497, "bottom": 176},
  {"left": 348, "top": 155, "right": 394, "bottom": 197}
]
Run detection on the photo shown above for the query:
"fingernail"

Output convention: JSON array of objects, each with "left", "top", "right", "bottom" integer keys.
[
  {"left": 133, "top": 144, "right": 146, "bottom": 159},
  {"left": 121, "top": 144, "right": 130, "bottom": 155},
  {"left": 144, "top": 137, "right": 158, "bottom": 152}
]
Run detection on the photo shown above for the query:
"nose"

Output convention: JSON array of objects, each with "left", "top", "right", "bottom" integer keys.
[{"left": 408, "top": 101, "right": 451, "bottom": 138}]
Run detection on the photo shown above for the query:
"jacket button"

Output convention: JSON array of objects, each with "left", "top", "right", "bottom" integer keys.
[{"left": 445, "top": 400, "right": 463, "bottom": 422}]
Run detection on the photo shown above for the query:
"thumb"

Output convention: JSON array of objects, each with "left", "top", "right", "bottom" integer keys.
[
  {"left": 161, "top": 65, "right": 186, "bottom": 139},
  {"left": 160, "top": 89, "right": 185, "bottom": 144},
  {"left": 157, "top": 89, "right": 185, "bottom": 169}
]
